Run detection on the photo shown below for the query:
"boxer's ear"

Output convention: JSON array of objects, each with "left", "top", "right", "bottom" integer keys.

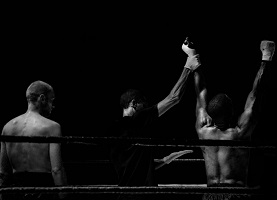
[{"left": 38, "top": 94, "right": 46, "bottom": 103}]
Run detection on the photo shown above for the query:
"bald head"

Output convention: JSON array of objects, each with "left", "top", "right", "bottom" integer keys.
[{"left": 26, "top": 80, "right": 54, "bottom": 103}]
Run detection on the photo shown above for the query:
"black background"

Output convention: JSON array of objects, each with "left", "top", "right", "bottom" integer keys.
[{"left": 1, "top": 3, "right": 276, "bottom": 186}]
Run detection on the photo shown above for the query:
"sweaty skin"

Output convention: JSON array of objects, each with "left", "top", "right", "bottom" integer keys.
[
  {"left": 0, "top": 84, "right": 67, "bottom": 189},
  {"left": 197, "top": 126, "right": 250, "bottom": 186},
  {"left": 193, "top": 42, "right": 271, "bottom": 187},
  {"left": 2, "top": 112, "right": 62, "bottom": 175}
]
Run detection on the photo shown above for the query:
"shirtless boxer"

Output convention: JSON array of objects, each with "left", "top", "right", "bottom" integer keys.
[
  {"left": 193, "top": 40, "right": 275, "bottom": 200},
  {"left": 0, "top": 80, "right": 67, "bottom": 199}
]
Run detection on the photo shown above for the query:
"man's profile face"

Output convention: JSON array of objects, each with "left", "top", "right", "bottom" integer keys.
[
  {"left": 41, "top": 92, "right": 55, "bottom": 116},
  {"left": 47, "top": 92, "right": 55, "bottom": 114},
  {"left": 134, "top": 102, "right": 144, "bottom": 111},
  {"left": 131, "top": 98, "right": 148, "bottom": 112}
]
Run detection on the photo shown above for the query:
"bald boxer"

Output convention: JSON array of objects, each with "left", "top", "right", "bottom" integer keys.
[
  {"left": 193, "top": 40, "right": 275, "bottom": 200},
  {"left": 0, "top": 80, "right": 67, "bottom": 199}
]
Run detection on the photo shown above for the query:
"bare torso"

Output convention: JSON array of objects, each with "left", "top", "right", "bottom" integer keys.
[
  {"left": 198, "top": 125, "right": 250, "bottom": 187},
  {"left": 3, "top": 112, "right": 57, "bottom": 174}
]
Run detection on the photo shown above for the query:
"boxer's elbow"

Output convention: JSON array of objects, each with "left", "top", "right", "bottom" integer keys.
[{"left": 51, "top": 166, "right": 63, "bottom": 174}]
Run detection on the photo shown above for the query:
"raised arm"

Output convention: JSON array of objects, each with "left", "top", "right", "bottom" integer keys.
[
  {"left": 157, "top": 38, "right": 201, "bottom": 117},
  {"left": 194, "top": 67, "right": 212, "bottom": 134},
  {"left": 237, "top": 40, "right": 275, "bottom": 139}
]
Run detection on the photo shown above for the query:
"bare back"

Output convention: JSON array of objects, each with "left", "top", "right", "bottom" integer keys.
[
  {"left": 197, "top": 125, "right": 250, "bottom": 186},
  {"left": 193, "top": 58, "right": 269, "bottom": 187},
  {"left": 2, "top": 111, "right": 61, "bottom": 174}
]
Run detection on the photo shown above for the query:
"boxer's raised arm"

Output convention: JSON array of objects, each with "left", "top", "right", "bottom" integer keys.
[
  {"left": 158, "top": 38, "right": 201, "bottom": 117},
  {"left": 194, "top": 68, "right": 211, "bottom": 134},
  {"left": 237, "top": 40, "right": 275, "bottom": 139}
]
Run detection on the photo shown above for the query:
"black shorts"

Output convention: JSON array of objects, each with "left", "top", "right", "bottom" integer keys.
[
  {"left": 12, "top": 172, "right": 54, "bottom": 187},
  {"left": 2, "top": 172, "right": 57, "bottom": 200}
]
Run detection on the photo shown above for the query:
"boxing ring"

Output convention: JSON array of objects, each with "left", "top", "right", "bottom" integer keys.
[{"left": 0, "top": 135, "right": 276, "bottom": 199}]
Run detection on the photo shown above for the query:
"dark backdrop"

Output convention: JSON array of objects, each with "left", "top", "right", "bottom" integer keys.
[{"left": 1, "top": 3, "right": 276, "bottom": 186}]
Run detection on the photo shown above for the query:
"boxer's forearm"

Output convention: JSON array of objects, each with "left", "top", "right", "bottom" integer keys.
[
  {"left": 244, "top": 63, "right": 266, "bottom": 112},
  {"left": 52, "top": 167, "right": 67, "bottom": 186}
]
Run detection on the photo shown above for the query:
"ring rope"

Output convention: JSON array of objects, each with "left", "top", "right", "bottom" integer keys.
[
  {"left": 0, "top": 135, "right": 276, "bottom": 149},
  {"left": 64, "top": 159, "right": 205, "bottom": 165},
  {"left": 64, "top": 159, "right": 204, "bottom": 165},
  {"left": 155, "top": 158, "right": 204, "bottom": 162},
  {"left": 0, "top": 185, "right": 273, "bottom": 196}
]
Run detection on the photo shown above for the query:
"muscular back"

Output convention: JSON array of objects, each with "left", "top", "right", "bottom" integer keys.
[
  {"left": 193, "top": 42, "right": 271, "bottom": 188},
  {"left": 2, "top": 112, "right": 61, "bottom": 173},
  {"left": 198, "top": 125, "right": 250, "bottom": 186}
]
